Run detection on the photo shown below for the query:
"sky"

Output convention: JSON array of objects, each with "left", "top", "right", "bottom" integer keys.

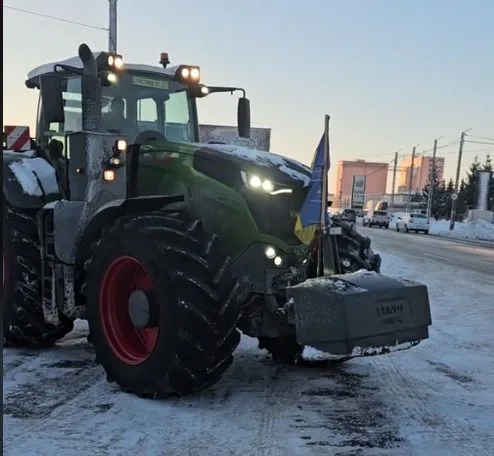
[{"left": 3, "top": 0, "right": 494, "bottom": 189}]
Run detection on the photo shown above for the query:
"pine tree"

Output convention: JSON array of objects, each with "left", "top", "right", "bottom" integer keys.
[
  {"left": 439, "top": 179, "right": 455, "bottom": 219},
  {"left": 457, "top": 179, "right": 468, "bottom": 218},
  {"left": 461, "top": 156, "right": 481, "bottom": 211},
  {"left": 422, "top": 160, "right": 443, "bottom": 217},
  {"left": 482, "top": 154, "right": 494, "bottom": 211}
]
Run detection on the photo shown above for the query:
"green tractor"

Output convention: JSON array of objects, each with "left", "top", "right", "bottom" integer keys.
[{"left": 2, "top": 43, "right": 432, "bottom": 398}]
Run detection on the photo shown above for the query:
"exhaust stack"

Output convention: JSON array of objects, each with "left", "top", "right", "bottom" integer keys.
[{"left": 78, "top": 44, "right": 101, "bottom": 132}]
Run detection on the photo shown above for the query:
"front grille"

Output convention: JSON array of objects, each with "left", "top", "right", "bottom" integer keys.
[{"left": 242, "top": 187, "right": 307, "bottom": 244}]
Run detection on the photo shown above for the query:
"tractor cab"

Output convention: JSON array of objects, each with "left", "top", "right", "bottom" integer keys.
[
  {"left": 23, "top": 51, "right": 250, "bottom": 197},
  {"left": 26, "top": 53, "right": 205, "bottom": 150}
]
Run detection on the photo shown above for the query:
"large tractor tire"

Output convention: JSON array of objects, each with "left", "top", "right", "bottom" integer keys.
[
  {"left": 83, "top": 213, "right": 242, "bottom": 397},
  {"left": 2, "top": 198, "right": 74, "bottom": 346},
  {"left": 258, "top": 218, "right": 381, "bottom": 364}
]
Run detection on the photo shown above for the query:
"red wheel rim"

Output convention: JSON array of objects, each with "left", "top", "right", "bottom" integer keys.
[{"left": 99, "top": 256, "right": 159, "bottom": 365}]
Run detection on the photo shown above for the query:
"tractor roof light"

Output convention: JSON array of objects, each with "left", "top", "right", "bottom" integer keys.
[
  {"left": 106, "top": 54, "right": 124, "bottom": 70},
  {"left": 97, "top": 52, "right": 124, "bottom": 72},
  {"left": 175, "top": 65, "right": 200, "bottom": 84}
]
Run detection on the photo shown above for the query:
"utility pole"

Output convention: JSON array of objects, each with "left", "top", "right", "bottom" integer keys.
[
  {"left": 449, "top": 130, "right": 469, "bottom": 230},
  {"left": 426, "top": 137, "right": 441, "bottom": 219},
  {"left": 406, "top": 145, "right": 417, "bottom": 212},
  {"left": 390, "top": 151, "right": 398, "bottom": 209},
  {"left": 108, "top": 0, "right": 118, "bottom": 53}
]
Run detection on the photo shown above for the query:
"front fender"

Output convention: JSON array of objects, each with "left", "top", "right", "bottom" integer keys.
[{"left": 72, "top": 195, "right": 185, "bottom": 265}]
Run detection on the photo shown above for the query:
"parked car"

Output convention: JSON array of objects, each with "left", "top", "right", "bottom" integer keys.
[
  {"left": 363, "top": 210, "right": 389, "bottom": 228},
  {"left": 395, "top": 213, "right": 430, "bottom": 234},
  {"left": 341, "top": 208, "right": 357, "bottom": 223}
]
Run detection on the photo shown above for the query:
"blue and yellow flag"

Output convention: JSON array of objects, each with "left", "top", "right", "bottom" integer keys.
[{"left": 294, "top": 133, "right": 329, "bottom": 245}]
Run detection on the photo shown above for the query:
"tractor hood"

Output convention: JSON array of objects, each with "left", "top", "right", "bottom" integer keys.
[{"left": 193, "top": 143, "right": 312, "bottom": 188}]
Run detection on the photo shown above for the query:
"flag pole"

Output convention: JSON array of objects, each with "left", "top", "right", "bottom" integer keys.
[
  {"left": 317, "top": 114, "right": 330, "bottom": 276},
  {"left": 320, "top": 114, "right": 330, "bottom": 231}
]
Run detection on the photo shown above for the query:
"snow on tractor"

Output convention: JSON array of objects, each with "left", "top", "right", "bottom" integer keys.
[{"left": 2, "top": 43, "right": 432, "bottom": 398}]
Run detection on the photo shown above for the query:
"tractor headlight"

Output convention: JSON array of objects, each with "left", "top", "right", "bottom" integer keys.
[
  {"left": 240, "top": 171, "right": 292, "bottom": 195},
  {"left": 97, "top": 52, "right": 124, "bottom": 72},
  {"left": 107, "top": 72, "right": 118, "bottom": 84},
  {"left": 175, "top": 65, "right": 200, "bottom": 84},
  {"left": 100, "top": 71, "right": 118, "bottom": 86},
  {"left": 265, "top": 246, "right": 276, "bottom": 259}
]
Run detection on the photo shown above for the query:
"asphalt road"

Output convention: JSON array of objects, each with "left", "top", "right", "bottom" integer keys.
[{"left": 360, "top": 225, "right": 494, "bottom": 278}]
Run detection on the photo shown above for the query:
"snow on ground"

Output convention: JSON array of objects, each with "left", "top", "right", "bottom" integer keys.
[
  {"left": 430, "top": 218, "right": 494, "bottom": 242},
  {"left": 3, "top": 238, "right": 494, "bottom": 456}
]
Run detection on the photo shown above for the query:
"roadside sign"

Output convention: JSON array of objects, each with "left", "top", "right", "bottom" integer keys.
[
  {"left": 351, "top": 175, "right": 366, "bottom": 209},
  {"left": 451, "top": 193, "right": 458, "bottom": 201}
]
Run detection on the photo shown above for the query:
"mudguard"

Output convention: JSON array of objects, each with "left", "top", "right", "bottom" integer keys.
[
  {"left": 67, "top": 195, "right": 185, "bottom": 265},
  {"left": 286, "top": 271, "right": 432, "bottom": 356},
  {"left": 3, "top": 151, "right": 61, "bottom": 208}
]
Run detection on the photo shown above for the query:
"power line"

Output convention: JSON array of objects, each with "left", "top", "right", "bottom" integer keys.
[
  {"left": 360, "top": 157, "right": 396, "bottom": 178},
  {"left": 466, "top": 133, "right": 494, "bottom": 142},
  {"left": 417, "top": 139, "right": 460, "bottom": 156},
  {"left": 3, "top": 5, "right": 108, "bottom": 31},
  {"left": 461, "top": 148, "right": 494, "bottom": 153},
  {"left": 465, "top": 139, "right": 494, "bottom": 146}
]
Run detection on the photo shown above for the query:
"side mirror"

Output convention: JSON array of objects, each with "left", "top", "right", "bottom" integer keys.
[
  {"left": 237, "top": 97, "right": 251, "bottom": 138},
  {"left": 40, "top": 75, "right": 65, "bottom": 124}
]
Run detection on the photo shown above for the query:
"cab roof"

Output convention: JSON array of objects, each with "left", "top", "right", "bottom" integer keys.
[{"left": 26, "top": 51, "right": 180, "bottom": 88}]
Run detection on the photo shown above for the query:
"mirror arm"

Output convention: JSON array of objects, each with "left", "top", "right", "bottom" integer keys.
[{"left": 207, "top": 86, "right": 246, "bottom": 98}]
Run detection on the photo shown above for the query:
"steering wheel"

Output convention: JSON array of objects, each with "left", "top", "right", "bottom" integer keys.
[{"left": 133, "top": 130, "right": 167, "bottom": 146}]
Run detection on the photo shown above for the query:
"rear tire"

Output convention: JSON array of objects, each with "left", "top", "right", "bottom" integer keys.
[
  {"left": 2, "top": 198, "right": 74, "bottom": 347},
  {"left": 258, "top": 218, "right": 381, "bottom": 364},
  {"left": 83, "top": 213, "right": 242, "bottom": 397}
]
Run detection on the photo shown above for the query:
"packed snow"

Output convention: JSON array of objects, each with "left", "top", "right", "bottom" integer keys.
[
  {"left": 3, "top": 230, "right": 494, "bottom": 455},
  {"left": 203, "top": 142, "right": 311, "bottom": 186},
  {"left": 429, "top": 218, "right": 494, "bottom": 242}
]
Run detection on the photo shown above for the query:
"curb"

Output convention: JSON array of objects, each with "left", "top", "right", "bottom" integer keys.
[{"left": 431, "top": 234, "right": 494, "bottom": 249}]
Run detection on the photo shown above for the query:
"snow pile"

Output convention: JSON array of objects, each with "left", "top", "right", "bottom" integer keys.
[
  {"left": 203, "top": 143, "right": 311, "bottom": 186},
  {"left": 430, "top": 219, "right": 494, "bottom": 242},
  {"left": 8, "top": 158, "right": 59, "bottom": 196}
]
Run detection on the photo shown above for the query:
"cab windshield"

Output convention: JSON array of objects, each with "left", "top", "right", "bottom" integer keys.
[{"left": 45, "top": 71, "right": 196, "bottom": 143}]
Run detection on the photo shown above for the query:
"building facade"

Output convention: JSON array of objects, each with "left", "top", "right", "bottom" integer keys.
[
  {"left": 397, "top": 155, "right": 445, "bottom": 193},
  {"left": 334, "top": 160, "right": 389, "bottom": 208}
]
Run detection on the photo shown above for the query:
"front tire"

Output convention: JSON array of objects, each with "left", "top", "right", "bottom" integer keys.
[
  {"left": 83, "top": 213, "right": 242, "bottom": 397},
  {"left": 2, "top": 198, "right": 73, "bottom": 346}
]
